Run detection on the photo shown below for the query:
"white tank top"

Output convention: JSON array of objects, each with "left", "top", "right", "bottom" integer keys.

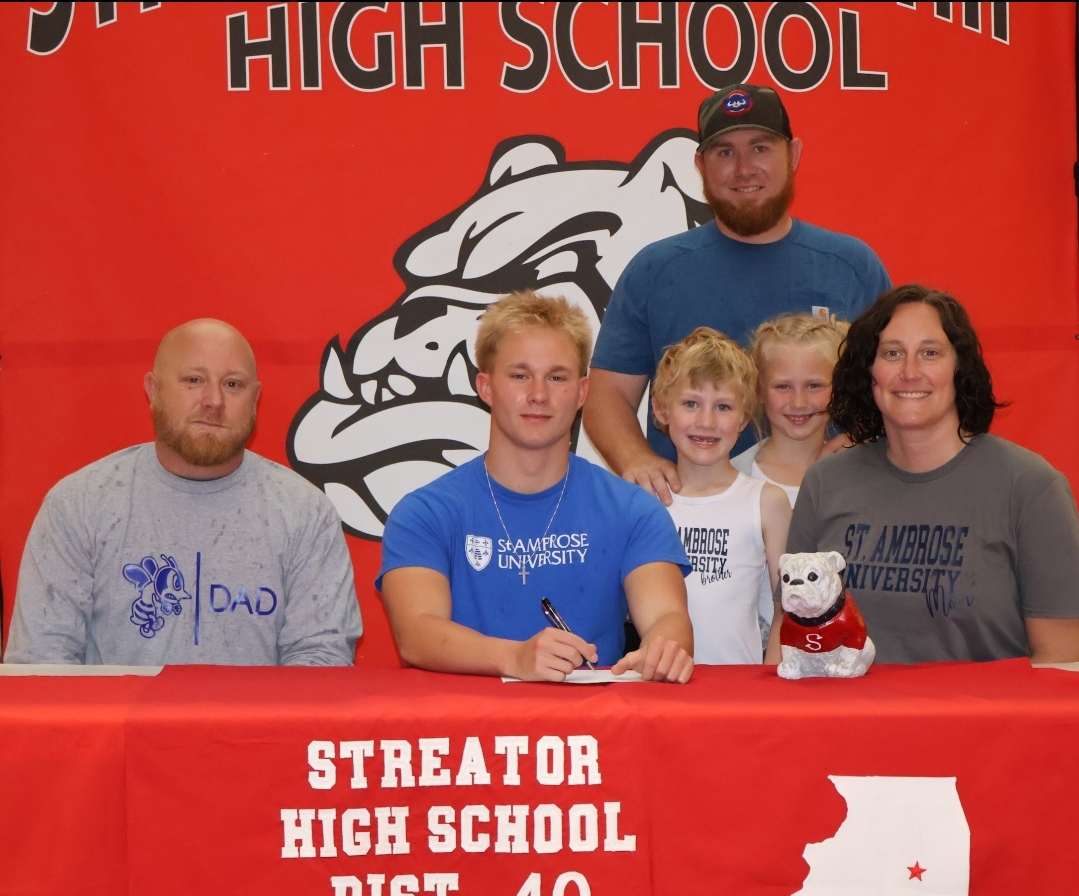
[
  {"left": 732, "top": 439, "right": 800, "bottom": 504},
  {"left": 733, "top": 439, "right": 801, "bottom": 628},
  {"left": 666, "top": 474, "right": 767, "bottom": 664}
]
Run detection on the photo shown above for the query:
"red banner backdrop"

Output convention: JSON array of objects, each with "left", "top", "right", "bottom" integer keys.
[{"left": 1, "top": 2, "right": 1076, "bottom": 665}]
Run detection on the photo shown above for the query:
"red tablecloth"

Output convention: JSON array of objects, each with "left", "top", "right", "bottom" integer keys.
[{"left": 3, "top": 660, "right": 1079, "bottom": 895}]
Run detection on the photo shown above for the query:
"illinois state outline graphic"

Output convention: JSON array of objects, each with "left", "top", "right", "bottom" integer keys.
[{"left": 795, "top": 776, "right": 969, "bottom": 895}]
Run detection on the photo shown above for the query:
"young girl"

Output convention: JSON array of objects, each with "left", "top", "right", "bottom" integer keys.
[
  {"left": 651, "top": 328, "right": 791, "bottom": 664},
  {"left": 731, "top": 314, "right": 849, "bottom": 648}
]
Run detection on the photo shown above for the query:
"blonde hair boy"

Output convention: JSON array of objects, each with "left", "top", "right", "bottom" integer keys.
[
  {"left": 475, "top": 291, "right": 593, "bottom": 376},
  {"left": 651, "top": 326, "right": 757, "bottom": 431},
  {"left": 378, "top": 291, "right": 696, "bottom": 685},
  {"left": 648, "top": 326, "right": 791, "bottom": 666}
]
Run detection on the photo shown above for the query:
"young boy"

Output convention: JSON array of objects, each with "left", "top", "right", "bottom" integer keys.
[{"left": 651, "top": 327, "right": 792, "bottom": 664}]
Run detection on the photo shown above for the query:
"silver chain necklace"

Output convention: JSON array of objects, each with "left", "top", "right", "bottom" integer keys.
[{"left": 484, "top": 459, "right": 570, "bottom": 585}]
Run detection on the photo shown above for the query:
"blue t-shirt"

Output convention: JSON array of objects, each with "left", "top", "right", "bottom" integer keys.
[
  {"left": 591, "top": 218, "right": 891, "bottom": 461},
  {"left": 377, "top": 454, "right": 691, "bottom": 665}
]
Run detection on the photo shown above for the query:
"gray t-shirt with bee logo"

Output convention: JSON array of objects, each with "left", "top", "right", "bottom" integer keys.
[{"left": 5, "top": 444, "right": 361, "bottom": 665}]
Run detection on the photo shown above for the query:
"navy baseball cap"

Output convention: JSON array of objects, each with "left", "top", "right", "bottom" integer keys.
[{"left": 697, "top": 84, "right": 793, "bottom": 150}]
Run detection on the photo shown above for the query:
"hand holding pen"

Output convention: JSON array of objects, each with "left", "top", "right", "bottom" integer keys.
[{"left": 541, "top": 596, "right": 598, "bottom": 672}]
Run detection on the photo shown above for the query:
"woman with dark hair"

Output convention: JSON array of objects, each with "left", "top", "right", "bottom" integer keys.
[{"left": 772, "top": 284, "right": 1079, "bottom": 664}]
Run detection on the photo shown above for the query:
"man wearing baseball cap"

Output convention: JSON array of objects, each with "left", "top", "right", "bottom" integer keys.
[{"left": 584, "top": 83, "right": 890, "bottom": 505}]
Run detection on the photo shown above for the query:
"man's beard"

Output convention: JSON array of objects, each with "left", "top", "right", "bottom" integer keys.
[
  {"left": 705, "top": 167, "right": 796, "bottom": 238},
  {"left": 152, "top": 403, "right": 255, "bottom": 468}
]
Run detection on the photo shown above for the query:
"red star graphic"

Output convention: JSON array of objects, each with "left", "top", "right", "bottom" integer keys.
[{"left": 907, "top": 862, "right": 926, "bottom": 881}]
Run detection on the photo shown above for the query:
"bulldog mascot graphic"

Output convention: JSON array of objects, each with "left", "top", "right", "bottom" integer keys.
[{"left": 287, "top": 130, "right": 710, "bottom": 539}]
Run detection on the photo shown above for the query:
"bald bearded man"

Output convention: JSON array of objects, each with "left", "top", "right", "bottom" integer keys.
[{"left": 5, "top": 320, "right": 362, "bottom": 666}]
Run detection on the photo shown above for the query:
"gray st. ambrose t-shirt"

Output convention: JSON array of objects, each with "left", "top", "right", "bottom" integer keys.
[{"left": 787, "top": 435, "right": 1079, "bottom": 663}]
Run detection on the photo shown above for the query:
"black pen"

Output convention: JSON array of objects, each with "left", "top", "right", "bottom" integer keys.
[{"left": 540, "top": 596, "right": 597, "bottom": 672}]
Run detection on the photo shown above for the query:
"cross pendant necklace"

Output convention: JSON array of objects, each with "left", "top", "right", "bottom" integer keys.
[{"left": 484, "top": 459, "right": 570, "bottom": 585}]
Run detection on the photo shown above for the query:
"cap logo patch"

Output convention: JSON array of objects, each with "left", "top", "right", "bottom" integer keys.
[{"left": 722, "top": 90, "right": 752, "bottom": 116}]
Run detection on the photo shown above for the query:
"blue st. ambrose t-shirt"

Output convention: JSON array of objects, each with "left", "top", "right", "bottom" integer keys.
[
  {"left": 377, "top": 455, "right": 690, "bottom": 666},
  {"left": 591, "top": 219, "right": 891, "bottom": 461}
]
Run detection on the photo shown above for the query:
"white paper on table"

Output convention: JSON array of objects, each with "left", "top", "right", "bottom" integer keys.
[
  {"left": 501, "top": 669, "right": 643, "bottom": 684},
  {"left": 0, "top": 663, "right": 163, "bottom": 676},
  {"left": 1033, "top": 661, "right": 1079, "bottom": 672}
]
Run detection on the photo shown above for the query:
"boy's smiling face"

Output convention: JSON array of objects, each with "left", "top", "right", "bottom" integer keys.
[{"left": 653, "top": 378, "right": 748, "bottom": 468}]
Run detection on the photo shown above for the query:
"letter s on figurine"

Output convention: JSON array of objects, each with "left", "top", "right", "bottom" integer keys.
[{"left": 776, "top": 551, "right": 875, "bottom": 680}]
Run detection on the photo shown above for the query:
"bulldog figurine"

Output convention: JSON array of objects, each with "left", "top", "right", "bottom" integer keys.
[{"left": 776, "top": 551, "right": 875, "bottom": 680}]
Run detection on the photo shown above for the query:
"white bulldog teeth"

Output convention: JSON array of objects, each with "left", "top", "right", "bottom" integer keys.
[
  {"left": 447, "top": 353, "right": 474, "bottom": 396},
  {"left": 322, "top": 344, "right": 352, "bottom": 400}
]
